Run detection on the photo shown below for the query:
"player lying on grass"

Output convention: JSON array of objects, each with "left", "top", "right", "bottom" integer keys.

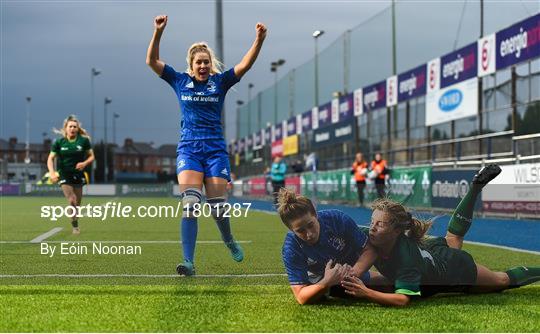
[
  {"left": 341, "top": 164, "right": 540, "bottom": 306},
  {"left": 278, "top": 188, "right": 388, "bottom": 305},
  {"left": 47, "top": 115, "right": 94, "bottom": 235}
]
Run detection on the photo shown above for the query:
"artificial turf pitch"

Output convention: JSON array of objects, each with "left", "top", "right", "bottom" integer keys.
[{"left": 1, "top": 197, "right": 539, "bottom": 332}]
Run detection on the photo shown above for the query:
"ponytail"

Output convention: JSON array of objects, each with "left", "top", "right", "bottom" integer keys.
[
  {"left": 406, "top": 217, "right": 432, "bottom": 243},
  {"left": 277, "top": 188, "right": 316, "bottom": 228}
]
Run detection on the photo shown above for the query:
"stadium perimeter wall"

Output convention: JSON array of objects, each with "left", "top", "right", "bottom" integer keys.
[{"left": 2, "top": 163, "right": 538, "bottom": 218}]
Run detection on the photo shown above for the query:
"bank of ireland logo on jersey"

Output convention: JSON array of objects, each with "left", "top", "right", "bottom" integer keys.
[
  {"left": 427, "top": 58, "right": 440, "bottom": 94},
  {"left": 478, "top": 33, "right": 495, "bottom": 77}
]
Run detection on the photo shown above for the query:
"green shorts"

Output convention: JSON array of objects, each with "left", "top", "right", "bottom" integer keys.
[
  {"left": 58, "top": 173, "right": 86, "bottom": 187},
  {"left": 420, "top": 237, "right": 478, "bottom": 297}
]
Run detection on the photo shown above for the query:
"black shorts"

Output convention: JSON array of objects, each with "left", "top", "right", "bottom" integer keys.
[
  {"left": 420, "top": 237, "right": 478, "bottom": 297},
  {"left": 59, "top": 173, "right": 86, "bottom": 187}
]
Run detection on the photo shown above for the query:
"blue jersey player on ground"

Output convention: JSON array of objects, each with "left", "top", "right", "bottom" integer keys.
[
  {"left": 278, "top": 188, "right": 386, "bottom": 304},
  {"left": 146, "top": 15, "right": 267, "bottom": 276}
]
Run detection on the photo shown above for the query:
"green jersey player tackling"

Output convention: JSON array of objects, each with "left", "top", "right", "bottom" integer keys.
[{"left": 341, "top": 164, "right": 540, "bottom": 306}]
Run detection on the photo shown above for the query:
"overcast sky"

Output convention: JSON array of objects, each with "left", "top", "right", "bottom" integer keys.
[{"left": 1, "top": 1, "right": 538, "bottom": 147}]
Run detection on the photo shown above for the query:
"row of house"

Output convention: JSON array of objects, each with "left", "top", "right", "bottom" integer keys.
[{"left": 0, "top": 137, "right": 178, "bottom": 182}]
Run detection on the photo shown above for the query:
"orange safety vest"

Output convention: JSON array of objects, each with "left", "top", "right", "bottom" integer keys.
[
  {"left": 370, "top": 159, "right": 388, "bottom": 180},
  {"left": 352, "top": 161, "right": 368, "bottom": 182}
]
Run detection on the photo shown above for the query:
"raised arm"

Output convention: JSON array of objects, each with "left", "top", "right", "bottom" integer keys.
[
  {"left": 234, "top": 23, "right": 267, "bottom": 79},
  {"left": 146, "top": 15, "right": 168, "bottom": 76}
]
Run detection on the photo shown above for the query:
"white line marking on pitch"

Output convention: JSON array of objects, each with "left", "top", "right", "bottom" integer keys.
[
  {"left": 29, "top": 227, "right": 63, "bottom": 243},
  {"left": 0, "top": 273, "right": 286, "bottom": 278},
  {"left": 24, "top": 197, "right": 120, "bottom": 244},
  {"left": 463, "top": 241, "right": 540, "bottom": 255},
  {"left": 0, "top": 240, "right": 253, "bottom": 244}
]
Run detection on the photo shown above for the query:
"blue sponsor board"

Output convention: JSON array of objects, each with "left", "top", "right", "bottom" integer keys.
[
  {"left": 338, "top": 93, "right": 353, "bottom": 122},
  {"left": 287, "top": 117, "right": 296, "bottom": 136},
  {"left": 440, "top": 42, "right": 477, "bottom": 88},
  {"left": 0, "top": 184, "right": 20, "bottom": 195},
  {"left": 312, "top": 121, "right": 354, "bottom": 147},
  {"left": 398, "top": 64, "right": 427, "bottom": 102},
  {"left": 496, "top": 13, "right": 540, "bottom": 70},
  {"left": 318, "top": 102, "right": 332, "bottom": 128},
  {"left": 431, "top": 169, "right": 480, "bottom": 210},
  {"left": 363, "top": 80, "right": 386, "bottom": 111},
  {"left": 301, "top": 110, "right": 312, "bottom": 132},
  {"left": 274, "top": 123, "right": 283, "bottom": 141}
]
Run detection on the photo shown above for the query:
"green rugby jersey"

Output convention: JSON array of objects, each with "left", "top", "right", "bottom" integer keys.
[
  {"left": 361, "top": 227, "right": 476, "bottom": 296},
  {"left": 51, "top": 135, "right": 92, "bottom": 175}
]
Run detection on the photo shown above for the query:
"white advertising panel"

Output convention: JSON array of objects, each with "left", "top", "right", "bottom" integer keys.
[
  {"left": 353, "top": 88, "right": 363, "bottom": 116},
  {"left": 426, "top": 77, "right": 478, "bottom": 126},
  {"left": 478, "top": 33, "right": 496, "bottom": 77},
  {"left": 482, "top": 163, "right": 540, "bottom": 214}
]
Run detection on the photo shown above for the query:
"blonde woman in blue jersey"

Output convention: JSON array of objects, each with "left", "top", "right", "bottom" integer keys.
[{"left": 146, "top": 15, "right": 266, "bottom": 275}]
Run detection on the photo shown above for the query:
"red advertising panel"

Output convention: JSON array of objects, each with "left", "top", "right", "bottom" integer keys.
[
  {"left": 271, "top": 139, "right": 283, "bottom": 158},
  {"left": 285, "top": 176, "right": 301, "bottom": 195},
  {"left": 249, "top": 177, "right": 267, "bottom": 196}
]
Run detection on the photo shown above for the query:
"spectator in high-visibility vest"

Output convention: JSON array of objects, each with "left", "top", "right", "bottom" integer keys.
[
  {"left": 370, "top": 153, "right": 389, "bottom": 199},
  {"left": 271, "top": 155, "right": 287, "bottom": 205},
  {"left": 351, "top": 152, "right": 368, "bottom": 206}
]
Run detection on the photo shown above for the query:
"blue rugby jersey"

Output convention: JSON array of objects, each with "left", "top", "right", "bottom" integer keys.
[
  {"left": 282, "top": 209, "right": 369, "bottom": 285},
  {"left": 161, "top": 64, "right": 240, "bottom": 141}
]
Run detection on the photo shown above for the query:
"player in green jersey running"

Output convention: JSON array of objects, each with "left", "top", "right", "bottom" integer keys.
[
  {"left": 341, "top": 164, "right": 540, "bottom": 306},
  {"left": 47, "top": 115, "right": 95, "bottom": 234}
]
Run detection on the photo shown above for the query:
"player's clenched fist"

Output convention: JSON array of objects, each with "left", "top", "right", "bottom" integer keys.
[
  {"left": 154, "top": 15, "right": 168, "bottom": 31},
  {"left": 255, "top": 22, "right": 267, "bottom": 41}
]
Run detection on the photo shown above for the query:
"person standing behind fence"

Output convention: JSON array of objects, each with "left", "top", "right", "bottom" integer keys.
[
  {"left": 271, "top": 155, "right": 287, "bottom": 205},
  {"left": 351, "top": 152, "right": 368, "bottom": 207},
  {"left": 370, "top": 153, "right": 388, "bottom": 199}
]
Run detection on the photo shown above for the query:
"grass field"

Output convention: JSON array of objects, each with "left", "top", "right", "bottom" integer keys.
[{"left": 1, "top": 196, "right": 539, "bottom": 332}]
